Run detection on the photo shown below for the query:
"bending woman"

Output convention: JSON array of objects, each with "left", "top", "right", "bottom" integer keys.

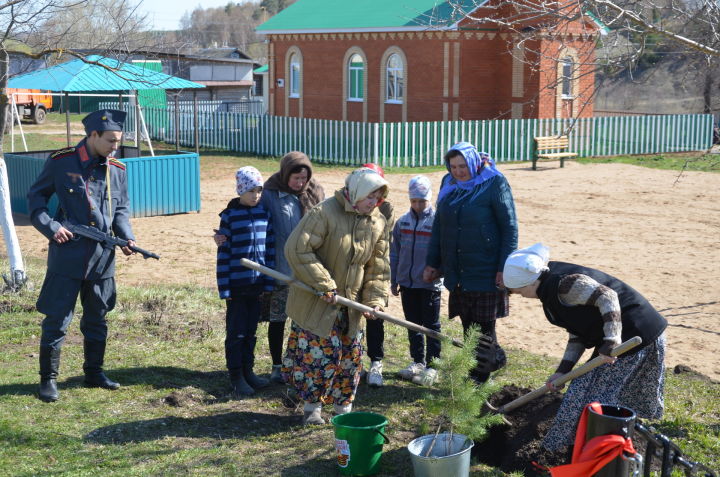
[
  {"left": 503, "top": 243, "right": 667, "bottom": 454},
  {"left": 282, "top": 168, "right": 391, "bottom": 425}
]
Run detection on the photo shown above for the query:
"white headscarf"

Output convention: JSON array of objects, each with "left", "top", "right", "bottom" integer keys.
[
  {"left": 503, "top": 243, "right": 551, "bottom": 288},
  {"left": 344, "top": 168, "right": 389, "bottom": 212}
]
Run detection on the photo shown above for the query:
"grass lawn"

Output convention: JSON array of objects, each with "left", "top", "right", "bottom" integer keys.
[
  {"left": 0, "top": 256, "right": 717, "bottom": 476},
  {"left": 1, "top": 129, "right": 718, "bottom": 475}
]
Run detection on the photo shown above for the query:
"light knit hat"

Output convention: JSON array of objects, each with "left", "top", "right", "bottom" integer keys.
[
  {"left": 344, "top": 168, "right": 389, "bottom": 211},
  {"left": 235, "top": 166, "right": 263, "bottom": 196},
  {"left": 503, "top": 243, "right": 551, "bottom": 288},
  {"left": 408, "top": 175, "right": 432, "bottom": 201}
]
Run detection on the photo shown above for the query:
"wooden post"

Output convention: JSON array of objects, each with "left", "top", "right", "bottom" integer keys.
[
  {"left": 134, "top": 90, "right": 140, "bottom": 149},
  {"left": 174, "top": 93, "right": 180, "bottom": 152},
  {"left": 65, "top": 92, "right": 71, "bottom": 146},
  {"left": 193, "top": 90, "right": 199, "bottom": 155}
]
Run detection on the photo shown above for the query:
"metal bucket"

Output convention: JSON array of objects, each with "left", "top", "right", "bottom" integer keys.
[{"left": 407, "top": 433, "right": 473, "bottom": 477}]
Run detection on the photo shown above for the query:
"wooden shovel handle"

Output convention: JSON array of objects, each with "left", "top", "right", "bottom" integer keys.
[
  {"left": 498, "top": 336, "right": 642, "bottom": 414},
  {"left": 239, "top": 258, "right": 465, "bottom": 348}
]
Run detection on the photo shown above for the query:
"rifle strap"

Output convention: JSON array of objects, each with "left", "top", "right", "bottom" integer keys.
[{"left": 105, "top": 163, "right": 113, "bottom": 235}]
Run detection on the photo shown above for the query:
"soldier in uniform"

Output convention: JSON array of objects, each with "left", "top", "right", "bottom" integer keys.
[{"left": 27, "top": 109, "right": 137, "bottom": 402}]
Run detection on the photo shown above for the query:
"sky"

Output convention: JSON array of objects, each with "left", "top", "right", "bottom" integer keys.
[{"left": 139, "top": 0, "right": 236, "bottom": 31}]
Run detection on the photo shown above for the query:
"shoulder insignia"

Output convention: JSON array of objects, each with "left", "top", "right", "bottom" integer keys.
[
  {"left": 108, "top": 158, "right": 126, "bottom": 170},
  {"left": 50, "top": 147, "right": 76, "bottom": 160}
]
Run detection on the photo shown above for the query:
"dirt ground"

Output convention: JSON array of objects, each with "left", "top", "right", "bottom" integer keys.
[{"left": 7, "top": 159, "right": 720, "bottom": 381}]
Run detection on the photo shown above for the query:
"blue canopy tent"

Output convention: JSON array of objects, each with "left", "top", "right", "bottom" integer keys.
[
  {"left": 8, "top": 55, "right": 205, "bottom": 153},
  {"left": 5, "top": 56, "right": 205, "bottom": 218}
]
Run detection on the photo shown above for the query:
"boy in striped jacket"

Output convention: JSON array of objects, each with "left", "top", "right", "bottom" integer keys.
[
  {"left": 390, "top": 175, "right": 442, "bottom": 386},
  {"left": 216, "top": 166, "right": 275, "bottom": 398}
]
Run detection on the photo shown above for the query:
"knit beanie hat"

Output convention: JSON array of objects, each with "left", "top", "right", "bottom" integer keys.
[
  {"left": 344, "top": 168, "right": 389, "bottom": 211},
  {"left": 235, "top": 166, "right": 263, "bottom": 196},
  {"left": 408, "top": 175, "right": 432, "bottom": 201},
  {"left": 503, "top": 243, "right": 551, "bottom": 288}
]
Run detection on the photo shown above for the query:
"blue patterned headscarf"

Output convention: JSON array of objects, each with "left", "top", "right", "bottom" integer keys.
[{"left": 437, "top": 142, "right": 503, "bottom": 204}]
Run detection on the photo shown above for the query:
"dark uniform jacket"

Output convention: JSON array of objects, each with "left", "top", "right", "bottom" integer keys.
[
  {"left": 536, "top": 261, "right": 668, "bottom": 354},
  {"left": 27, "top": 138, "right": 134, "bottom": 280}
]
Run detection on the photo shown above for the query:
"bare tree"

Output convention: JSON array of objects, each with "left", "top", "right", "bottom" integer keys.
[
  {"left": 0, "top": 0, "right": 155, "bottom": 290},
  {"left": 448, "top": 0, "right": 720, "bottom": 117}
]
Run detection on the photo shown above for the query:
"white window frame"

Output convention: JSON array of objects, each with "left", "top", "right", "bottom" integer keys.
[
  {"left": 561, "top": 57, "right": 574, "bottom": 99},
  {"left": 386, "top": 53, "right": 404, "bottom": 104},
  {"left": 289, "top": 53, "right": 300, "bottom": 98},
  {"left": 347, "top": 54, "right": 364, "bottom": 102}
]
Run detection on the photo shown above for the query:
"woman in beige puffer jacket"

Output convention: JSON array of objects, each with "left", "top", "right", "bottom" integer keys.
[{"left": 281, "top": 168, "right": 390, "bottom": 425}]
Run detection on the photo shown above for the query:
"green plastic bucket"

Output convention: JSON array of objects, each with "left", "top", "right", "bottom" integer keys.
[{"left": 331, "top": 412, "right": 389, "bottom": 476}]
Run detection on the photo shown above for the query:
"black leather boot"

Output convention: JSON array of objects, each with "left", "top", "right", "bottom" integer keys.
[
  {"left": 38, "top": 347, "right": 61, "bottom": 402},
  {"left": 243, "top": 336, "right": 268, "bottom": 389},
  {"left": 83, "top": 341, "right": 120, "bottom": 390}
]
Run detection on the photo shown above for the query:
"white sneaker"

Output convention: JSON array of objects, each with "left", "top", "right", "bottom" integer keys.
[
  {"left": 367, "top": 361, "right": 384, "bottom": 387},
  {"left": 333, "top": 403, "right": 353, "bottom": 415},
  {"left": 398, "top": 362, "right": 426, "bottom": 381},
  {"left": 412, "top": 368, "right": 438, "bottom": 386}
]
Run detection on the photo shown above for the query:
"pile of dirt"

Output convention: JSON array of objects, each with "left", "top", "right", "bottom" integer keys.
[{"left": 474, "top": 385, "right": 568, "bottom": 474}]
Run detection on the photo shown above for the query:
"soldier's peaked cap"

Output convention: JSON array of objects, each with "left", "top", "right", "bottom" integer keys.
[{"left": 82, "top": 109, "right": 126, "bottom": 135}]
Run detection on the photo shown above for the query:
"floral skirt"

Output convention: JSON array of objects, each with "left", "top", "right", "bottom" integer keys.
[
  {"left": 281, "top": 313, "right": 363, "bottom": 405},
  {"left": 542, "top": 333, "right": 666, "bottom": 452}
]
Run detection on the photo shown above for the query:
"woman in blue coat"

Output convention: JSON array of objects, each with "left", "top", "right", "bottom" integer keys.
[{"left": 423, "top": 142, "right": 518, "bottom": 382}]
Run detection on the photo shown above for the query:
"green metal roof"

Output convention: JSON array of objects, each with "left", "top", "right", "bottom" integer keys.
[
  {"left": 257, "top": 0, "right": 482, "bottom": 33},
  {"left": 254, "top": 64, "right": 268, "bottom": 74},
  {"left": 8, "top": 55, "right": 205, "bottom": 92}
]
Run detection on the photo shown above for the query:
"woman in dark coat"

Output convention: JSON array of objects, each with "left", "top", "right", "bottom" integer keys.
[
  {"left": 503, "top": 243, "right": 667, "bottom": 453},
  {"left": 423, "top": 142, "right": 518, "bottom": 382}
]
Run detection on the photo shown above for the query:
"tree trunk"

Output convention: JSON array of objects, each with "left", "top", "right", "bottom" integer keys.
[{"left": 0, "top": 49, "right": 28, "bottom": 290}]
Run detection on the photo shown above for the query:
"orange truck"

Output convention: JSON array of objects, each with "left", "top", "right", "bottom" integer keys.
[{"left": 6, "top": 88, "right": 53, "bottom": 124}]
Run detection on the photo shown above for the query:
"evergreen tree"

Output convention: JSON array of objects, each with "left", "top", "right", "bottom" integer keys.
[{"left": 423, "top": 327, "right": 505, "bottom": 442}]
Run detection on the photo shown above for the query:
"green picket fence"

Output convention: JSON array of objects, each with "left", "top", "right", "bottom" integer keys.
[{"left": 103, "top": 104, "right": 713, "bottom": 166}]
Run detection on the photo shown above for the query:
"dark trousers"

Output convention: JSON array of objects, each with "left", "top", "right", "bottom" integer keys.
[
  {"left": 36, "top": 273, "right": 116, "bottom": 349},
  {"left": 401, "top": 287, "right": 442, "bottom": 366},
  {"left": 267, "top": 321, "right": 285, "bottom": 365},
  {"left": 459, "top": 316, "right": 497, "bottom": 342},
  {"left": 225, "top": 287, "right": 261, "bottom": 379},
  {"left": 365, "top": 315, "right": 384, "bottom": 362}
]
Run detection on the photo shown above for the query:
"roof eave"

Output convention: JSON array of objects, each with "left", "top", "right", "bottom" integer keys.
[{"left": 257, "top": 25, "right": 458, "bottom": 35}]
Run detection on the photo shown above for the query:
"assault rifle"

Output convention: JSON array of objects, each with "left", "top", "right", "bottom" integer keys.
[{"left": 66, "top": 223, "right": 160, "bottom": 260}]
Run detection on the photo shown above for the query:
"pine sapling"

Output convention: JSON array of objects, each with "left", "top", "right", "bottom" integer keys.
[{"left": 423, "top": 326, "right": 505, "bottom": 447}]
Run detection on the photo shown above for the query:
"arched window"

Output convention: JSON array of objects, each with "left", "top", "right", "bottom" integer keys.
[
  {"left": 348, "top": 54, "right": 364, "bottom": 101},
  {"left": 561, "top": 57, "right": 573, "bottom": 98},
  {"left": 386, "top": 53, "right": 404, "bottom": 103},
  {"left": 289, "top": 53, "right": 300, "bottom": 97}
]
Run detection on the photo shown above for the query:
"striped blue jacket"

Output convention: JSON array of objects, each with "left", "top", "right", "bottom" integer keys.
[{"left": 216, "top": 198, "right": 275, "bottom": 299}]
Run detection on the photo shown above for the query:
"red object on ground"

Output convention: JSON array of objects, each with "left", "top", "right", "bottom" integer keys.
[{"left": 549, "top": 402, "right": 637, "bottom": 477}]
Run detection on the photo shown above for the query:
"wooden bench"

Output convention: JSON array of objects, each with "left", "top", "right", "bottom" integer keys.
[{"left": 533, "top": 135, "right": 578, "bottom": 170}]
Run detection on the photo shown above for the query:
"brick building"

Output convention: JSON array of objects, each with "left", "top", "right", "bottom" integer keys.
[{"left": 257, "top": 0, "right": 598, "bottom": 122}]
